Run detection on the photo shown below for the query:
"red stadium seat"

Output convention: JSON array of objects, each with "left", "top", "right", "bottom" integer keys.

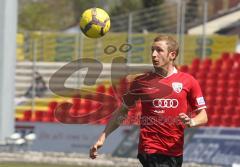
[
  {"left": 205, "top": 96, "right": 215, "bottom": 109},
  {"left": 204, "top": 87, "right": 216, "bottom": 97},
  {"left": 233, "top": 52, "right": 240, "bottom": 57},
  {"left": 95, "top": 85, "right": 106, "bottom": 103},
  {"left": 208, "top": 114, "right": 220, "bottom": 126},
  {"left": 227, "top": 88, "right": 238, "bottom": 97},
  {"left": 221, "top": 52, "right": 231, "bottom": 60},
  {"left": 107, "top": 86, "right": 115, "bottom": 96},
  {"left": 226, "top": 96, "right": 237, "bottom": 106},
  {"left": 34, "top": 110, "right": 45, "bottom": 122},
  {"left": 232, "top": 61, "right": 240, "bottom": 70},
  {"left": 229, "top": 72, "right": 240, "bottom": 80},
  {"left": 207, "top": 72, "right": 218, "bottom": 79},
  {"left": 81, "top": 98, "right": 92, "bottom": 112},
  {"left": 216, "top": 87, "right": 227, "bottom": 96},
  {"left": 231, "top": 115, "right": 240, "bottom": 127},
  {"left": 222, "top": 59, "right": 234, "bottom": 71},
  {"left": 234, "top": 106, "right": 240, "bottom": 114},
  {"left": 207, "top": 105, "right": 214, "bottom": 112},
  {"left": 223, "top": 106, "right": 235, "bottom": 115},
  {"left": 232, "top": 63, "right": 240, "bottom": 71},
  {"left": 45, "top": 101, "right": 59, "bottom": 122},
  {"left": 189, "top": 67, "right": 198, "bottom": 77},
  {"left": 217, "top": 79, "right": 228, "bottom": 88},
  {"left": 23, "top": 110, "right": 32, "bottom": 121},
  {"left": 71, "top": 102, "right": 81, "bottom": 112},
  {"left": 228, "top": 79, "right": 238, "bottom": 89},
  {"left": 198, "top": 79, "right": 206, "bottom": 90},
  {"left": 205, "top": 79, "right": 217, "bottom": 87},
  {"left": 43, "top": 110, "right": 54, "bottom": 122},
  {"left": 72, "top": 97, "right": 81, "bottom": 105},
  {"left": 191, "top": 58, "right": 201, "bottom": 68},
  {"left": 218, "top": 72, "right": 229, "bottom": 80},
  {"left": 96, "top": 84, "right": 106, "bottom": 93},
  {"left": 117, "top": 77, "right": 129, "bottom": 96},
  {"left": 179, "top": 65, "right": 189, "bottom": 72},
  {"left": 212, "top": 105, "right": 222, "bottom": 116},
  {"left": 199, "top": 59, "right": 211, "bottom": 71},
  {"left": 209, "top": 59, "right": 222, "bottom": 74},
  {"left": 214, "top": 59, "right": 223, "bottom": 66},
  {"left": 220, "top": 114, "right": 231, "bottom": 127},
  {"left": 232, "top": 53, "right": 240, "bottom": 62},
  {"left": 48, "top": 101, "right": 58, "bottom": 112},
  {"left": 215, "top": 96, "right": 226, "bottom": 106},
  {"left": 96, "top": 118, "right": 108, "bottom": 125},
  {"left": 195, "top": 72, "right": 206, "bottom": 80},
  {"left": 210, "top": 66, "right": 221, "bottom": 73},
  {"left": 202, "top": 58, "right": 212, "bottom": 66}
]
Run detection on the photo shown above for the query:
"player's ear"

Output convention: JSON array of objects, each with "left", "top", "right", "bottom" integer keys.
[{"left": 169, "top": 51, "right": 177, "bottom": 61}]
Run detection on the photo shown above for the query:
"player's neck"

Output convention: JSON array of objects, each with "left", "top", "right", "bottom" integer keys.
[{"left": 153, "top": 65, "right": 176, "bottom": 77}]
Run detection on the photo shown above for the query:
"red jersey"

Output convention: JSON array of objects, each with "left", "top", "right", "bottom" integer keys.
[{"left": 122, "top": 68, "right": 207, "bottom": 156}]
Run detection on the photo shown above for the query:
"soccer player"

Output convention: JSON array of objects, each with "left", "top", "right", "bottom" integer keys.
[{"left": 89, "top": 35, "right": 208, "bottom": 167}]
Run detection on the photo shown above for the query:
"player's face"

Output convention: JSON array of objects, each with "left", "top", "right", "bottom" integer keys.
[{"left": 151, "top": 41, "right": 174, "bottom": 68}]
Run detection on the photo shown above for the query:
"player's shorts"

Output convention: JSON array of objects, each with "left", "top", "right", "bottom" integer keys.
[{"left": 137, "top": 153, "right": 183, "bottom": 167}]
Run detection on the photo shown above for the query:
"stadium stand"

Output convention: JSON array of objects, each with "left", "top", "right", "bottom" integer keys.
[
  {"left": 15, "top": 52, "right": 240, "bottom": 128},
  {"left": 189, "top": 52, "right": 240, "bottom": 127}
]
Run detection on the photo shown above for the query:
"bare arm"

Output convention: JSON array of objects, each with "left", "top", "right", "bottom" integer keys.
[
  {"left": 89, "top": 104, "right": 128, "bottom": 159},
  {"left": 179, "top": 108, "right": 208, "bottom": 127}
]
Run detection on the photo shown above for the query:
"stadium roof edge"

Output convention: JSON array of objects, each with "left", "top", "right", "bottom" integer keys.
[{"left": 188, "top": 6, "right": 240, "bottom": 35}]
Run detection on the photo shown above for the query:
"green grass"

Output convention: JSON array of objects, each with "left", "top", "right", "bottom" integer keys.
[
  {"left": 0, "top": 162, "right": 105, "bottom": 167},
  {"left": 0, "top": 162, "right": 68, "bottom": 167}
]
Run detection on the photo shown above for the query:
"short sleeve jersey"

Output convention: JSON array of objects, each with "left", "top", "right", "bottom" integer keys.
[{"left": 122, "top": 68, "right": 207, "bottom": 156}]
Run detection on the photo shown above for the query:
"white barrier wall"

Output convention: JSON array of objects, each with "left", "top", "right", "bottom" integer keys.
[{"left": 16, "top": 122, "right": 134, "bottom": 154}]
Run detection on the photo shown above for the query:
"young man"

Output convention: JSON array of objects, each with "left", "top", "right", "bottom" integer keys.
[{"left": 89, "top": 35, "right": 208, "bottom": 167}]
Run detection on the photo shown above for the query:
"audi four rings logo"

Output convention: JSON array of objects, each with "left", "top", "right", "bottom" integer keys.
[{"left": 153, "top": 99, "right": 179, "bottom": 108}]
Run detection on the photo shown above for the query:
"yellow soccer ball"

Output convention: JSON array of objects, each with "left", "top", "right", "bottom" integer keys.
[{"left": 80, "top": 8, "right": 111, "bottom": 38}]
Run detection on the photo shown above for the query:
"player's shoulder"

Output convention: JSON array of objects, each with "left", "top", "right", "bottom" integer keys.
[
  {"left": 177, "top": 71, "right": 197, "bottom": 82},
  {"left": 126, "top": 72, "right": 150, "bottom": 83}
]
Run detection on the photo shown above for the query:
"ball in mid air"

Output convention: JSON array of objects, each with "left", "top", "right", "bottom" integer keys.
[{"left": 80, "top": 8, "right": 111, "bottom": 38}]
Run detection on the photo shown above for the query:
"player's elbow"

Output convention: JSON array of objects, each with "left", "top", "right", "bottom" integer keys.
[
  {"left": 114, "top": 105, "right": 129, "bottom": 125},
  {"left": 198, "top": 109, "right": 208, "bottom": 125},
  {"left": 203, "top": 115, "right": 208, "bottom": 125},
  {"left": 202, "top": 110, "right": 208, "bottom": 125}
]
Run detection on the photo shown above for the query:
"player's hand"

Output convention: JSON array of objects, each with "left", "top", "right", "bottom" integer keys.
[
  {"left": 178, "top": 113, "right": 191, "bottom": 127},
  {"left": 89, "top": 133, "right": 106, "bottom": 159}
]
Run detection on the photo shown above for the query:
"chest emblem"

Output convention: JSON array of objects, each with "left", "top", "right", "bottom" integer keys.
[{"left": 172, "top": 82, "right": 183, "bottom": 93}]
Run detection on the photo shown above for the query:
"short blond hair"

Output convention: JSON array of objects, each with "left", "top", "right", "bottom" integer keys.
[{"left": 154, "top": 35, "right": 179, "bottom": 59}]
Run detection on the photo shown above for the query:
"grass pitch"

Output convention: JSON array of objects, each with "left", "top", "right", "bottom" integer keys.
[{"left": 0, "top": 162, "right": 107, "bottom": 167}]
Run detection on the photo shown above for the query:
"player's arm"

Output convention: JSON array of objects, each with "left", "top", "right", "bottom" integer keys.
[
  {"left": 90, "top": 74, "right": 140, "bottom": 159},
  {"left": 89, "top": 104, "right": 128, "bottom": 159},
  {"left": 179, "top": 108, "right": 208, "bottom": 127},
  {"left": 190, "top": 108, "right": 208, "bottom": 127},
  {"left": 179, "top": 75, "right": 208, "bottom": 127}
]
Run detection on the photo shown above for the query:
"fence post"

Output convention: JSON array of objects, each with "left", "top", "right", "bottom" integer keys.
[
  {"left": 179, "top": 0, "right": 186, "bottom": 65},
  {"left": 202, "top": 0, "right": 208, "bottom": 59},
  {"left": 77, "top": 33, "right": 84, "bottom": 88},
  {"left": 127, "top": 13, "right": 133, "bottom": 64},
  {"left": 31, "top": 39, "right": 37, "bottom": 113},
  {"left": 177, "top": 0, "right": 182, "bottom": 65}
]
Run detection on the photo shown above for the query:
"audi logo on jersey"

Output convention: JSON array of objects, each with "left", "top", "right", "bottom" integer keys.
[{"left": 152, "top": 98, "right": 179, "bottom": 108}]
